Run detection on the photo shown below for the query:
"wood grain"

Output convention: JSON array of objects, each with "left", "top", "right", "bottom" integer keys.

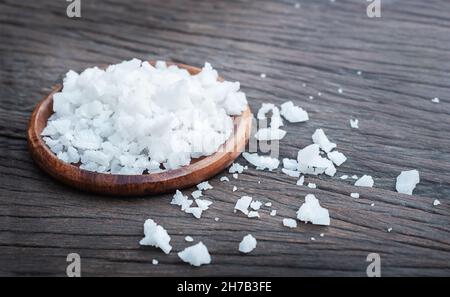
[
  {"left": 27, "top": 62, "right": 253, "bottom": 196},
  {"left": 1, "top": 0, "right": 449, "bottom": 276}
]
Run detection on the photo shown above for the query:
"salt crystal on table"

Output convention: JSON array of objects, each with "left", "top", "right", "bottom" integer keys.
[
  {"left": 185, "top": 236, "right": 194, "bottom": 242},
  {"left": 250, "top": 200, "right": 262, "bottom": 210},
  {"left": 350, "top": 192, "right": 360, "bottom": 198},
  {"left": 171, "top": 190, "right": 193, "bottom": 211},
  {"left": 239, "top": 234, "right": 257, "bottom": 253},
  {"left": 197, "top": 181, "right": 213, "bottom": 191},
  {"left": 232, "top": 186, "right": 238, "bottom": 192},
  {"left": 431, "top": 97, "right": 440, "bottom": 103},
  {"left": 283, "top": 158, "right": 298, "bottom": 170},
  {"left": 229, "top": 163, "right": 244, "bottom": 174},
  {"left": 340, "top": 175, "right": 348, "bottom": 180},
  {"left": 233, "top": 173, "right": 238, "bottom": 179},
  {"left": 312, "top": 129, "right": 336, "bottom": 153},
  {"left": 185, "top": 207, "right": 203, "bottom": 219},
  {"left": 270, "top": 210, "right": 277, "bottom": 216},
  {"left": 355, "top": 175, "right": 374, "bottom": 187},
  {"left": 296, "top": 194, "right": 330, "bottom": 226},
  {"left": 196, "top": 199, "right": 212, "bottom": 211},
  {"left": 247, "top": 211, "right": 260, "bottom": 218},
  {"left": 215, "top": 217, "right": 220, "bottom": 221},
  {"left": 351, "top": 175, "right": 358, "bottom": 179},
  {"left": 371, "top": 203, "right": 375, "bottom": 207},
  {"left": 320, "top": 233, "right": 324, "bottom": 237},
  {"left": 234, "top": 196, "right": 252, "bottom": 215},
  {"left": 296, "top": 175, "right": 305, "bottom": 186},
  {"left": 283, "top": 218, "right": 297, "bottom": 228},
  {"left": 178, "top": 242, "right": 211, "bottom": 267},
  {"left": 220, "top": 176, "right": 229, "bottom": 182},
  {"left": 282, "top": 168, "right": 301, "bottom": 178},
  {"left": 191, "top": 190, "right": 203, "bottom": 199},
  {"left": 280, "top": 101, "right": 309, "bottom": 123},
  {"left": 139, "top": 219, "right": 172, "bottom": 254},
  {"left": 254, "top": 128, "right": 287, "bottom": 141},
  {"left": 327, "top": 151, "right": 347, "bottom": 166},
  {"left": 260, "top": 73, "right": 266, "bottom": 78},
  {"left": 243, "top": 152, "right": 279, "bottom": 171},
  {"left": 396, "top": 170, "right": 419, "bottom": 195},
  {"left": 433, "top": 199, "right": 440, "bottom": 206},
  {"left": 265, "top": 202, "right": 272, "bottom": 207},
  {"left": 297, "top": 144, "right": 335, "bottom": 176},
  {"left": 311, "top": 237, "right": 316, "bottom": 241},
  {"left": 338, "top": 88, "right": 343, "bottom": 94},
  {"left": 308, "top": 183, "right": 317, "bottom": 189},
  {"left": 350, "top": 119, "right": 359, "bottom": 129},
  {"left": 152, "top": 259, "right": 159, "bottom": 265},
  {"left": 387, "top": 228, "right": 393, "bottom": 233}
]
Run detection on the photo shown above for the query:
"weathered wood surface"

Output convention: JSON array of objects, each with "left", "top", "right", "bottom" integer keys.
[{"left": 0, "top": 0, "right": 449, "bottom": 276}]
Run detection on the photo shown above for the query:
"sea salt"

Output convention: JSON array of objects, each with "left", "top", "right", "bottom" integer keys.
[
  {"left": 307, "top": 183, "right": 317, "bottom": 189},
  {"left": 312, "top": 129, "right": 336, "bottom": 153},
  {"left": 283, "top": 218, "right": 297, "bottom": 228},
  {"left": 43, "top": 59, "right": 247, "bottom": 174},
  {"left": 296, "top": 175, "right": 305, "bottom": 186},
  {"left": 171, "top": 190, "right": 193, "bottom": 211},
  {"left": 355, "top": 175, "right": 374, "bottom": 187},
  {"left": 234, "top": 196, "right": 253, "bottom": 215},
  {"left": 185, "top": 236, "right": 194, "bottom": 242},
  {"left": 280, "top": 101, "right": 309, "bottom": 123},
  {"left": 239, "top": 234, "right": 257, "bottom": 253},
  {"left": 396, "top": 170, "right": 419, "bottom": 195},
  {"left": 243, "top": 152, "right": 279, "bottom": 171},
  {"left": 351, "top": 175, "right": 358, "bottom": 179},
  {"left": 350, "top": 192, "right": 360, "bottom": 198},
  {"left": 327, "top": 151, "right": 347, "bottom": 166},
  {"left": 282, "top": 168, "right": 301, "bottom": 178},
  {"left": 178, "top": 242, "right": 211, "bottom": 267},
  {"left": 387, "top": 228, "right": 393, "bottom": 233},
  {"left": 232, "top": 186, "right": 238, "bottom": 192},
  {"left": 433, "top": 199, "right": 441, "bottom": 206},
  {"left": 191, "top": 190, "right": 203, "bottom": 199},
  {"left": 248, "top": 211, "right": 260, "bottom": 218},
  {"left": 340, "top": 175, "right": 348, "bottom": 180},
  {"left": 270, "top": 210, "right": 277, "bottom": 216},
  {"left": 338, "top": 88, "right": 343, "bottom": 94},
  {"left": 260, "top": 73, "right": 266, "bottom": 78},
  {"left": 297, "top": 144, "right": 335, "bottom": 176},
  {"left": 250, "top": 200, "right": 262, "bottom": 210},
  {"left": 215, "top": 217, "right": 220, "bottom": 221},
  {"left": 431, "top": 97, "right": 440, "bottom": 103},
  {"left": 254, "top": 128, "right": 287, "bottom": 141},
  {"left": 152, "top": 259, "right": 159, "bottom": 265},
  {"left": 296, "top": 194, "right": 330, "bottom": 226},
  {"left": 139, "top": 219, "right": 172, "bottom": 254},
  {"left": 265, "top": 202, "right": 272, "bottom": 207},
  {"left": 233, "top": 173, "right": 239, "bottom": 179},
  {"left": 197, "top": 181, "right": 213, "bottom": 191},
  {"left": 350, "top": 118, "right": 359, "bottom": 129},
  {"left": 283, "top": 158, "right": 298, "bottom": 170},
  {"left": 220, "top": 176, "right": 229, "bottom": 182},
  {"left": 229, "top": 163, "right": 244, "bottom": 174}
]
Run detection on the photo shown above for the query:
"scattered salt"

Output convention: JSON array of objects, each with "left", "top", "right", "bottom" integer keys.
[
  {"left": 243, "top": 152, "right": 279, "bottom": 171},
  {"left": 247, "top": 211, "right": 260, "bottom": 218},
  {"left": 139, "top": 219, "right": 172, "bottom": 254},
  {"left": 215, "top": 217, "right": 220, "bottom": 221},
  {"left": 351, "top": 175, "right": 358, "bottom": 179},
  {"left": 296, "top": 175, "right": 305, "bottom": 186},
  {"left": 270, "top": 210, "right": 277, "bottom": 216},
  {"left": 297, "top": 144, "right": 335, "bottom": 176},
  {"left": 370, "top": 203, "right": 375, "bottom": 207},
  {"left": 239, "top": 234, "right": 257, "bottom": 253},
  {"left": 171, "top": 190, "right": 193, "bottom": 211},
  {"left": 355, "top": 175, "right": 374, "bottom": 187},
  {"left": 350, "top": 118, "right": 359, "bottom": 129},
  {"left": 178, "top": 242, "right": 211, "bottom": 267},
  {"left": 152, "top": 259, "right": 159, "bottom": 265},
  {"left": 283, "top": 218, "right": 297, "bottom": 228},
  {"left": 234, "top": 196, "right": 253, "bottom": 215},
  {"left": 296, "top": 194, "right": 330, "bottom": 226},
  {"left": 185, "top": 236, "right": 194, "bottom": 242},
  {"left": 197, "top": 181, "right": 213, "bottom": 191},
  {"left": 280, "top": 101, "right": 309, "bottom": 123},
  {"left": 233, "top": 173, "right": 239, "bottom": 179},
  {"left": 265, "top": 202, "right": 272, "bottom": 207},
  {"left": 431, "top": 97, "right": 440, "bottom": 103},
  {"left": 250, "top": 200, "right": 262, "bottom": 210},
  {"left": 191, "top": 190, "right": 203, "bottom": 199},
  {"left": 340, "top": 175, "right": 348, "bottom": 180},
  {"left": 307, "top": 183, "right": 317, "bottom": 189},
  {"left": 282, "top": 158, "right": 299, "bottom": 170},
  {"left": 387, "top": 228, "right": 392, "bottom": 233},
  {"left": 232, "top": 186, "right": 238, "bottom": 192},
  {"left": 282, "top": 168, "right": 301, "bottom": 178},
  {"left": 260, "top": 73, "right": 266, "bottom": 78},
  {"left": 311, "top": 237, "right": 316, "bottom": 241},
  {"left": 433, "top": 199, "right": 440, "bottom": 206},
  {"left": 327, "top": 151, "right": 347, "bottom": 166},
  {"left": 312, "top": 128, "right": 336, "bottom": 153},
  {"left": 220, "top": 176, "right": 229, "bottom": 182},
  {"left": 229, "top": 163, "right": 244, "bottom": 174},
  {"left": 320, "top": 233, "right": 324, "bottom": 237},
  {"left": 254, "top": 127, "right": 287, "bottom": 141},
  {"left": 396, "top": 170, "right": 419, "bottom": 195},
  {"left": 338, "top": 88, "right": 343, "bottom": 94},
  {"left": 350, "top": 192, "right": 360, "bottom": 198}
]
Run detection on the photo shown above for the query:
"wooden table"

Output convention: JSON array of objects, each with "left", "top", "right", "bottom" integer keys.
[{"left": 1, "top": 0, "right": 449, "bottom": 277}]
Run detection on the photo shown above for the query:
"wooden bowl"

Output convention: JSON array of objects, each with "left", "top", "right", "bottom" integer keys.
[{"left": 27, "top": 62, "right": 252, "bottom": 196}]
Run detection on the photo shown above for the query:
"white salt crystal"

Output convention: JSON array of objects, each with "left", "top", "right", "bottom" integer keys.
[
  {"left": 340, "top": 175, "right": 348, "bottom": 180},
  {"left": 282, "top": 158, "right": 298, "bottom": 170},
  {"left": 152, "top": 259, "right": 159, "bottom": 265},
  {"left": 387, "top": 228, "right": 393, "bottom": 233},
  {"left": 243, "top": 152, "right": 279, "bottom": 171},
  {"left": 396, "top": 170, "right": 419, "bottom": 195},
  {"left": 312, "top": 129, "right": 336, "bottom": 153},
  {"left": 233, "top": 173, "right": 239, "bottom": 179},
  {"left": 431, "top": 97, "right": 440, "bottom": 103},
  {"left": 371, "top": 203, "right": 375, "bottom": 207},
  {"left": 235, "top": 196, "right": 252, "bottom": 215},
  {"left": 254, "top": 128, "right": 287, "bottom": 141},
  {"left": 270, "top": 210, "right": 277, "bottom": 216},
  {"left": 357, "top": 70, "right": 362, "bottom": 75},
  {"left": 265, "top": 202, "right": 272, "bottom": 207},
  {"left": 350, "top": 192, "right": 360, "bottom": 198},
  {"left": 139, "top": 219, "right": 172, "bottom": 254},
  {"left": 214, "top": 217, "right": 220, "bottom": 221},
  {"left": 196, "top": 199, "right": 213, "bottom": 211},
  {"left": 229, "top": 163, "right": 244, "bottom": 174},
  {"left": 197, "top": 181, "right": 213, "bottom": 191},
  {"left": 307, "top": 183, "right": 317, "bottom": 189},
  {"left": 282, "top": 168, "right": 301, "bottom": 178},
  {"left": 355, "top": 175, "right": 374, "bottom": 187},
  {"left": 232, "top": 186, "right": 238, "bottom": 192},
  {"left": 178, "top": 242, "right": 211, "bottom": 267},
  {"left": 220, "top": 176, "right": 229, "bottom": 182},
  {"left": 283, "top": 218, "right": 297, "bottom": 228},
  {"left": 433, "top": 199, "right": 440, "bottom": 206},
  {"left": 247, "top": 211, "right": 260, "bottom": 218},
  {"left": 43, "top": 59, "right": 247, "bottom": 174},
  {"left": 296, "top": 175, "right": 305, "bottom": 186},
  {"left": 350, "top": 118, "right": 359, "bottom": 129},
  {"left": 191, "top": 190, "right": 203, "bottom": 199},
  {"left": 308, "top": 95, "right": 314, "bottom": 100},
  {"left": 260, "top": 73, "right": 266, "bottom": 78},
  {"left": 185, "top": 236, "right": 194, "bottom": 242},
  {"left": 185, "top": 207, "right": 203, "bottom": 219},
  {"left": 297, "top": 144, "right": 335, "bottom": 175},
  {"left": 327, "top": 151, "right": 347, "bottom": 166},
  {"left": 296, "top": 194, "right": 330, "bottom": 226},
  {"left": 239, "top": 234, "right": 257, "bottom": 253},
  {"left": 250, "top": 200, "right": 262, "bottom": 210},
  {"left": 320, "top": 233, "right": 324, "bottom": 237},
  {"left": 351, "top": 175, "right": 358, "bottom": 179},
  {"left": 171, "top": 190, "right": 193, "bottom": 211},
  {"left": 280, "top": 101, "right": 309, "bottom": 123},
  {"left": 311, "top": 237, "right": 316, "bottom": 241},
  {"left": 338, "top": 88, "right": 343, "bottom": 94}
]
